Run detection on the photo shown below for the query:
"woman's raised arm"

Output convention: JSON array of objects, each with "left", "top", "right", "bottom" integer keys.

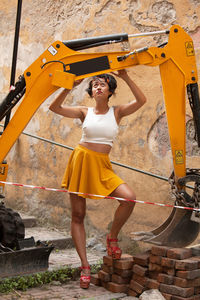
[
  {"left": 49, "top": 80, "right": 87, "bottom": 122},
  {"left": 113, "top": 70, "right": 147, "bottom": 122}
]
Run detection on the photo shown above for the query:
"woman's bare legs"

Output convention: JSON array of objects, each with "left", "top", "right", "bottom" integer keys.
[
  {"left": 107, "top": 183, "right": 136, "bottom": 255},
  {"left": 70, "top": 193, "right": 90, "bottom": 269}
]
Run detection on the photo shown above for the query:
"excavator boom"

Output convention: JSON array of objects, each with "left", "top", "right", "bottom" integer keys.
[{"left": 0, "top": 25, "right": 200, "bottom": 247}]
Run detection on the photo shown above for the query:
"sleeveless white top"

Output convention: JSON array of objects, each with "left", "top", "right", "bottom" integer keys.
[{"left": 80, "top": 107, "right": 119, "bottom": 147}]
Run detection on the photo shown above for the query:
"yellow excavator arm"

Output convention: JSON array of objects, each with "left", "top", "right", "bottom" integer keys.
[{"left": 0, "top": 25, "right": 200, "bottom": 246}]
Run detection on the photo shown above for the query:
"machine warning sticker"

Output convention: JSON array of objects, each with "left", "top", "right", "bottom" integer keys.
[
  {"left": 175, "top": 150, "right": 184, "bottom": 164},
  {"left": 185, "top": 41, "right": 194, "bottom": 56},
  {"left": 0, "top": 166, "right": 5, "bottom": 175},
  {"left": 48, "top": 45, "right": 58, "bottom": 56}
]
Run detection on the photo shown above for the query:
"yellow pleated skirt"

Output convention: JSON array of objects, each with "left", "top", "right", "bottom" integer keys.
[{"left": 61, "top": 145, "right": 124, "bottom": 199}]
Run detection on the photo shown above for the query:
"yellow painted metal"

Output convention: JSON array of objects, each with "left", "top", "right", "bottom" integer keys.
[
  {"left": 0, "top": 25, "right": 198, "bottom": 186},
  {"left": 160, "top": 60, "right": 186, "bottom": 179},
  {"left": 0, "top": 162, "right": 8, "bottom": 194},
  {"left": 52, "top": 71, "right": 76, "bottom": 89}
]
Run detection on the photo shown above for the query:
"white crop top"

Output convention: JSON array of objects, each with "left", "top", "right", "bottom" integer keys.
[{"left": 80, "top": 107, "right": 119, "bottom": 147}]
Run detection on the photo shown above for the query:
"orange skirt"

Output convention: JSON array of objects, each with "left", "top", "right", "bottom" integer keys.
[{"left": 61, "top": 145, "right": 124, "bottom": 199}]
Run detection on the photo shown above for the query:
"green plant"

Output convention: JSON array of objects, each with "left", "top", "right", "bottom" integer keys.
[
  {"left": 0, "top": 262, "right": 102, "bottom": 294},
  {"left": 91, "top": 259, "right": 102, "bottom": 274}
]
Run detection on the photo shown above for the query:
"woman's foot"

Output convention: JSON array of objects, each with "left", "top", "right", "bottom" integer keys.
[
  {"left": 106, "top": 234, "right": 122, "bottom": 259},
  {"left": 80, "top": 266, "right": 91, "bottom": 289}
]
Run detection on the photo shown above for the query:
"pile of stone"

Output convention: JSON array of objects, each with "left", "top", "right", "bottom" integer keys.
[{"left": 91, "top": 245, "right": 200, "bottom": 299}]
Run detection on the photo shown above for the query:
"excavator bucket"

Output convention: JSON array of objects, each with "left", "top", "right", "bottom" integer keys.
[{"left": 133, "top": 208, "right": 200, "bottom": 247}]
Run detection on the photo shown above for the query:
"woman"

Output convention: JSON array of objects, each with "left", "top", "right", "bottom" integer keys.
[{"left": 49, "top": 69, "right": 146, "bottom": 289}]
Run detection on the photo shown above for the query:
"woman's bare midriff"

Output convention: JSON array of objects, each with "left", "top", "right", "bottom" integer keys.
[{"left": 79, "top": 142, "right": 112, "bottom": 154}]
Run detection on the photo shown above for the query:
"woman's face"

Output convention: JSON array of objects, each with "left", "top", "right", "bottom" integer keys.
[{"left": 91, "top": 77, "right": 112, "bottom": 100}]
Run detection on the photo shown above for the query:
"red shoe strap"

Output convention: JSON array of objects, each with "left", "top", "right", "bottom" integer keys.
[
  {"left": 107, "top": 238, "right": 118, "bottom": 242},
  {"left": 109, "top": 246, "right": 121, "bottom": 251},
  {"left": 80, "top": 275, "right": 91, "bottom": 281}
]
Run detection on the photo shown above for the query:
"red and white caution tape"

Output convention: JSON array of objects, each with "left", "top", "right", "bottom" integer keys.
[{"left": 0, "top": 180, "right": 200, "bottom": 212}]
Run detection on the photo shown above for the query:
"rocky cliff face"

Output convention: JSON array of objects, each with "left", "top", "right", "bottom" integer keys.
[{"left": 0, "top": 0, "right": 200, "bottom": 240}]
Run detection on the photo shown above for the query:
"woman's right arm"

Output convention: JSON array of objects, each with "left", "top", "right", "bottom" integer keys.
[{"left": 49, "top": 88, "right": 86, "bottom": 121}]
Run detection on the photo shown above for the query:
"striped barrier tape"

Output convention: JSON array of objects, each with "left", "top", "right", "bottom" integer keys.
[{"left": 0, "top": 180, "right": 200, "bottom": 212}]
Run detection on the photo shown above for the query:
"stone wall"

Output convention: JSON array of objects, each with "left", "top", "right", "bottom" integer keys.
[{"left": 0, "top": 1, "right": 200, "bottom": 240}]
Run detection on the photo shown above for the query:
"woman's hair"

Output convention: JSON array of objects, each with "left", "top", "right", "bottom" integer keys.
[{"left": 86, "top": 73, "right": 117, "bottom": 99}]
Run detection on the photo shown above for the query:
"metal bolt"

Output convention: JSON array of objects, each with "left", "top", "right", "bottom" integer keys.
[
  {"left": 174, "top": 28, "right": 178, "bottom": 33},
  {"left": 110, "top": 61, "right": 112, "bottom": 63},
  {"left": 161, "top": 53, "right": 166, "bottom": 58},
  {"left": 56, "top": 44, "right": 60, "bottom": 48},
  {"left": 49, "top": 73, "right": 52, "bottom": 77},
  {"left": 26, "top": 72, "right": 31, "bottom": 77}
]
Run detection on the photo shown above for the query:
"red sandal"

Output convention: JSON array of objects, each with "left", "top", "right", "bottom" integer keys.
[
  {"left": 106, "top": 234, "right": 122, "bottom": 260},
  {"left": 80, "top": 266, "right": 91, "bottom": 289}
]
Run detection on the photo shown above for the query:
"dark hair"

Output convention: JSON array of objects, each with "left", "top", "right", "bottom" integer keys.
[{"left": 86, "top": 73, "right": 117, "bottom": 99}]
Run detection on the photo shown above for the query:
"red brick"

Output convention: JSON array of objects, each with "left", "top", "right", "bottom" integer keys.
[
  {"left": 120, "top": 253, "right": 133, "bottom": 260},
  {"left": 176, "top": 269, "right": 200, "bottom": 280},
  {"left": 159, "top": 283, "right": 194, "bottom": 297},
  {"left": 111, "top": 273, "right": 130, "bottom": 284},
  {"left": 173, "top": 277, "right": 191, "bottom": 288},
  {"left": 98, "top": 270, "right": 111, "bottom": 282},
  {"left": 167, "top": 248, "right": 192, "bottom": 260},
  {"left": 175, "top": 259, "right": 198, "bottom": 270},
  {"left": 103, "top": 255, "right": 113, "bottom": 266},
  {"left": 146, "top": 278, "right": 160, "bottom": 289},
  {"left": 107, "top": 282, "right": 129, "bottom": 293},
  {"left": 128, "top": 288, "right": 138, "bottom": 297},
  {"left": 148, "top": 271, "right": 160, "bottom": 280},
  {"left": 132, "top": 264, "right": 148, "bottom": 276},
  {"left": 132, "top": 273, "right": 148, "bottom": 286},
  {"left": 102, "top": 264, "right": 109, "bottom": 273},
  {"left": 195, "top": 286, "right": 200, "bottom": 294},
  {"left": 163, "top": 267, "right": 175, "bottom": 276},
  {"left": 193, "top": 277, "right": 200, "bottom": 287},
  {"left": 161, "top": 293, "right": 172, "bottom": 300},
  {"left": 114, "top": 256, "right": 133, "bottom": 270},
  {"left": 174, "top": 276, "right": 200, "bottom": 288},
  {"left": 151, "top": 245, "right": 170, "bottom": 256},
  {"left": 133, "top": 251, "right": 150, "bottom": 266},
  {"left": 157, "top": 273, "right": 174, "bottom": 285},
  {"left": 149, "top": 254, "right": 162, "bottom": 264},
  {"left": 149, "top": 262, "right": 163, "bottom": 272},
  {"left": 102, "top": 264, "right": 114, "bottom": 274},
  {"left": 129, "top": 279, "right": 146, "bottom": 294},
  {"left": 171, "top": 295, "right": 200, "bottom": 300},
  {"left": 101, "top": 281, "right": 108, "bottom": 289},
  {"left": 114, "top": 268, "right": 132, "bottom": 278},
  {"left": 161, "top": 257, "right": 176, "bottom": 268},
  {"left": 190, "top": 256, "right": 200, "bottom": 268},
  {"left": 90, "top": 274, "right": 101, "bottom": 286}
]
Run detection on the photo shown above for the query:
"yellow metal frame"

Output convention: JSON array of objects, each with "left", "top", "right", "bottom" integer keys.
[
  {"left": 0, "top": 25, "right": 198, "bottom": 188},
  {"left": 0, "top": 162, "right": 8, "bottom": 195}
]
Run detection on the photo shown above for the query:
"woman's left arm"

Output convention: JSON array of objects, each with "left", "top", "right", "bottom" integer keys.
[{"left": 114, "top": 70, "right": 147, "bottom": 120}]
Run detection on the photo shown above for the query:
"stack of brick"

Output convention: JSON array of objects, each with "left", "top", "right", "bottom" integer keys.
[
  {"left": 129, "top": 250, "right": 152, "bottom": 297},
  {"left": 91, "top": 254, "right": 134, "bottom": 294},
  {"left": 129, "top": 246, "right": 200, "bottom": 299},
  {"left": 151, "top": 246, "right": 200, "bottom": 300},
  {"left": 91, "top": 246, "right": 200, "bottom": 299}
]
